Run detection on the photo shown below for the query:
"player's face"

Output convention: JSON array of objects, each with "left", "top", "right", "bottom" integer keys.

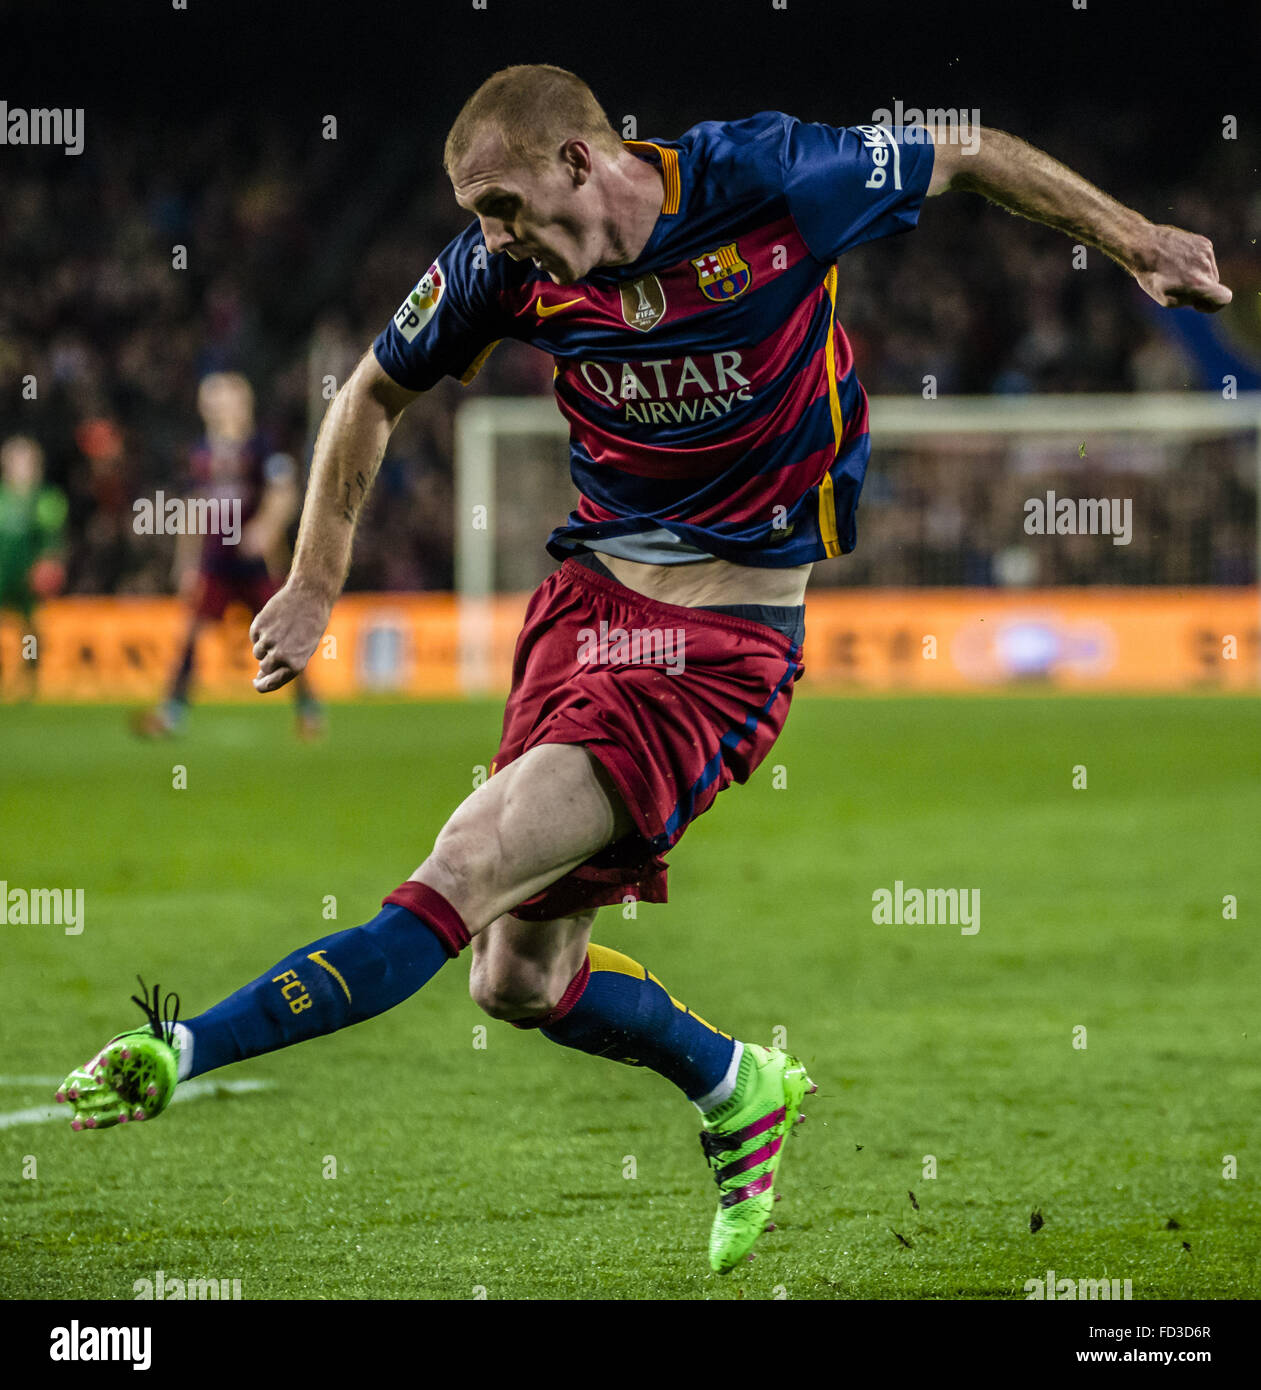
[
  {"left": 198, "top": 374, "right": 255, "bottom": 442},
  {"left": 451, "top": 128, "right": 601, "bottom": 284}
]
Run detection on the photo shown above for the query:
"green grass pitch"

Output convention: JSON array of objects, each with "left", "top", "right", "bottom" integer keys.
[{"left": 1, "top": 694, "right": 1257, "bottom": 1299}]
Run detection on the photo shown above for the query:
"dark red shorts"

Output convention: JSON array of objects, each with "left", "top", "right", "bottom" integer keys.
[
  {"left": 494, "top": 557, "right": 804, "bottom": 920},
  {"left": 194, "top": 567, "right": 279, "bottom": 622}
]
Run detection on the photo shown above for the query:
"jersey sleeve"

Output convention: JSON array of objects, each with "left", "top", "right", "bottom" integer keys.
[
  {"left": 372, "top": 222, "right": 508, "bottom": 392},
  {"left": 775, "top": 116, "right": 935, "bottom": 262}
]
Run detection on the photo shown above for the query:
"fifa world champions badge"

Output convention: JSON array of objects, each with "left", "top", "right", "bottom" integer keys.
[{"left": 619, "top": 273, "right": 667, "bottom": 331}]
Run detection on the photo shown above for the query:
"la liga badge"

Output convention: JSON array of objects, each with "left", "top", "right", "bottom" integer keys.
[{"left": 393, "top": 263, "right": 445, "bottom": 341}]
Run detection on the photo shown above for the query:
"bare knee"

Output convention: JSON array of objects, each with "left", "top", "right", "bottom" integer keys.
[
  {"left": 469, "top": 911, "right": 596, "bottom": 1022},
  {"left": 469, "top": 965, "right": 556, "bottom": 1021}
]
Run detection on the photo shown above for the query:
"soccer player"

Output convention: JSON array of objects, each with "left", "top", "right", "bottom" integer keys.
[
  {"left": 130, "top": 371, "right": 323, "bottom": 739},
  {"left": 0, "top": 434, "right": 68, "bottom": 698},
  {"left": 59, "top": 67, "right": 1230, "bottom": 1272}
]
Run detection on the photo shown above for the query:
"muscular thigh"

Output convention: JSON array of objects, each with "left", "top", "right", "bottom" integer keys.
[{"left": 416, "top": 741, "right": 634, "bottom": 936}]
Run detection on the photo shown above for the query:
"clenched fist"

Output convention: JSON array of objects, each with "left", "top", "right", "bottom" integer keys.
[
  {"left": 250, "top": 580, "right": 335, "bottom": 693},
  {"left": 1134, "top": 225, "right": 1232, "bottom": 313}
]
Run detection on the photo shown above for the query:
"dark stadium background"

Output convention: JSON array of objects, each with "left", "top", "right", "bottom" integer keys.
[{"left": 1, "top": 0, "right": 1256, "bottom": 594}]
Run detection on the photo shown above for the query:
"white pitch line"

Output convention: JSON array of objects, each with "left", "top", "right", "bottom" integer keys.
[{"left": 0, "top": 1078, "right": 273, "bottom": 1130}]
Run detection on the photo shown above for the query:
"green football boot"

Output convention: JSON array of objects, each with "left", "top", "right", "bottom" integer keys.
[
  {"left": 700, "top": 1043, "right": 815, "bottom": 1272},
  {"left": 55, "top": 978, "right": 182, "bottom": 1130}
]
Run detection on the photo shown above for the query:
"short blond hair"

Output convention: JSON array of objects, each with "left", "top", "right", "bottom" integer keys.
[{"left": 444, "top": 65, "right": 622, "bottom": 176}]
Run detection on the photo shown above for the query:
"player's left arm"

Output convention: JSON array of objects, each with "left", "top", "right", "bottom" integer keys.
[{"left": 925, "top": 126, "right": 1231, "bottom": 313}]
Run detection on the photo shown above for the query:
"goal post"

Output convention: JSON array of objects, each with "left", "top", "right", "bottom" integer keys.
[
  {"left": 453, "top": 394, "right": 571, "bottom": 692},
  {"left": 453, "top": 391, "right": 1261, "bottom": 693}
]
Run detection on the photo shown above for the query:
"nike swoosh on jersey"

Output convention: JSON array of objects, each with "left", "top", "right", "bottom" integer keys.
[{"left": 535, "top": 295, "right": 587, "bottom": 317}]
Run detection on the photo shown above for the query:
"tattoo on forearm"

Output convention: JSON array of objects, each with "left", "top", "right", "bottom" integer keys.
[{"left": 339, "top": 471, "right": 371, "bottom": 525}]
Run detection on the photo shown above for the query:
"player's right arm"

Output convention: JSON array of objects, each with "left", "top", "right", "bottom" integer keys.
[
  {"left": 250, "top": 352, "right": 417, "bottom": 692},
  {"left": 250, "top": 225, "right": 509, "bottom": 693}
]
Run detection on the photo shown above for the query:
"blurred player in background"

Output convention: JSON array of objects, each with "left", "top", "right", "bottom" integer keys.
[
  {"left": 0, "top": 435, "right": 67, "bottom": 699},
  {"left": 131, "top": 372, "right": 324, "bottom": 738}
]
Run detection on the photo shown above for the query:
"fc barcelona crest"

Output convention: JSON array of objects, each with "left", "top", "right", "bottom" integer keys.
[
  {"left": 620, "top": 273, "right": 667, "bottom": 332},
  {"left": 691, "top": 244, "right": 751, "bottom": 303}
]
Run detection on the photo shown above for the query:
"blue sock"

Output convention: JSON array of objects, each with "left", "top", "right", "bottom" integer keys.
[
  {"left": 518, "top": 944, "right": 739, "bottom": 1106},
  {"left": 180, "top": 883, "right": 468, "bottom": 1078}
]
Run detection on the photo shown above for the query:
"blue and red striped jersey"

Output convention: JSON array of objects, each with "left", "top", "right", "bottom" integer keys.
[
  {"left": 188, "top": 432, "right": 294, "bottom": 575},
  {"left": 374, "top": 112, "right": 934, "bottom": 567}
]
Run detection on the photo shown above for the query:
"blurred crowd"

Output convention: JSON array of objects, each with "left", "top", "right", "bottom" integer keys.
[{"left": 0, "top": 105, "right": 1256, "bottom": 598}]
